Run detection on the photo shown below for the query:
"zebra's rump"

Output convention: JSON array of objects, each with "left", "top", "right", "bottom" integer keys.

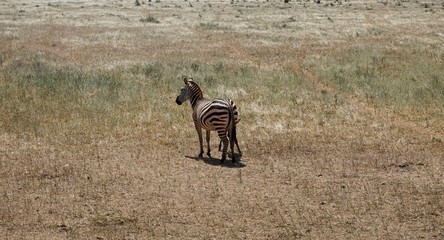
[{"left": 198, "top": 99, "right": 232, "bottom": 131}]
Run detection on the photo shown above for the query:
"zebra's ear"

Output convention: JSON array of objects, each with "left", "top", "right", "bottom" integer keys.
[
  {"left": 183, "top": 77, "right": 193, "bottom": 84},
  {"left": 183, "top": 77, "right": 188, "bottom": 84}
]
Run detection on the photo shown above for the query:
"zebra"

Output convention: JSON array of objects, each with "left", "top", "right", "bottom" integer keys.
[{"left": 175, "top": 77, "right": 239, "bottom": 164}]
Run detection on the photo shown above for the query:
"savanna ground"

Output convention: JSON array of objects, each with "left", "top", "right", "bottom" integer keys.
[{"left": 1, "top": 0, "right": 444, "bottom": 239}]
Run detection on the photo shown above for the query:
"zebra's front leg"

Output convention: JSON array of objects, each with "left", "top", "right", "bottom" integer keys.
[
  {"left": 205, "top": 130, "right": 212, "bottom": 158},
  {"left": 195, "top": 125, "right": 204, "bottom": 158}
]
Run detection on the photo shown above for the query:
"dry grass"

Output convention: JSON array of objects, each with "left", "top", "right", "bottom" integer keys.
[{"left": 1, "top": 0, "right": 444, "bottom": 239}]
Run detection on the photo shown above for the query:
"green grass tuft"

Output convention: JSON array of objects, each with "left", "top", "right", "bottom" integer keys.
[
  {"left": 317, "top": 46, "right": 444, "bottom": 110},
  {"left": 140, "top": 15, "right": 160, "bottom": 23}
]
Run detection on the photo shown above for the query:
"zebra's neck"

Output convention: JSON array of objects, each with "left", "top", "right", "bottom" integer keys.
[{"left": 189, "top": 86, "right": 203, "bottom": 109}]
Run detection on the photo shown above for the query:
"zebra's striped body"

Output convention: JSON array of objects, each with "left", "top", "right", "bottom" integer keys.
[{"left": 176, "top": 78, "right": 238, "bottom": 164}]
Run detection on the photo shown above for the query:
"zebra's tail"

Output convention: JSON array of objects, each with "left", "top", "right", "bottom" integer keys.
[{"left": 228, "top": 101, "right": 237, "bottom": 163}]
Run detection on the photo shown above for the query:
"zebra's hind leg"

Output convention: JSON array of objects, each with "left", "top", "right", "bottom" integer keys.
[
  {"left": 205, "top": 130, "right": 212, "bottom": 158},
  {"left": 219, "top": 134, "right": 229, "bottom": 164},
  {"left": 230, "top": 136, "right": 236, "bottom": 164}
]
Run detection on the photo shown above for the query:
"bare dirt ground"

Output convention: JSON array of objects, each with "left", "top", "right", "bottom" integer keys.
[{"left": 1, "top": 0, "right": 443, "bottom": 239}]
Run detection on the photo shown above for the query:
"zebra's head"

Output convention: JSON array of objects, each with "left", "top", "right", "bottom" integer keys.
[{"left": 175, "top": 77, "right": 193, "bottom": 105}]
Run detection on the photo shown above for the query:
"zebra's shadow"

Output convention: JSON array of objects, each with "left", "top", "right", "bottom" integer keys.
[{"left": 185, "top": 154, "right": 246, "bottom": 168}]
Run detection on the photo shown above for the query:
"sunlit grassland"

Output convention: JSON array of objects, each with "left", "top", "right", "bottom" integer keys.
[
  {"left": 0, "top": 56, "right": 311, "bottom": 140},
  {"left": 2, "top": 44, "right": 443, "bottom": 141},
  {"left": 1, "top": 0, "right": 444, "bottom": 239},
  {"left": 1, "top": 50, "right": 443, "bottom": 238},
  {"left": 316, "top": 45, "right": 444, "bottom": 109}
]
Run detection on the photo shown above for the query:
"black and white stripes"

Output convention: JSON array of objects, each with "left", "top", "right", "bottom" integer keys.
[{"left": 176, "top": 77, "right": 240, "bottom": 164}]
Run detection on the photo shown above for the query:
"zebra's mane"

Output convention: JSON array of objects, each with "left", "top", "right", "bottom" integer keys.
[{"left": 187, "top": 79, "right": 203, "bottom": 98}]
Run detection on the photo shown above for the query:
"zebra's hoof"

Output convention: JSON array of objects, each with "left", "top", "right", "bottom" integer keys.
[
  {"left": 198, "top": 153, "right": 203, "bottom": 158},
  {"left": 207, "top": 153, "right": 212, "bottom": 158}
]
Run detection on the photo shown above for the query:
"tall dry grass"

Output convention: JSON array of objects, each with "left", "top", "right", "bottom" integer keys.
[{"left": 1, "top": 42, "right": 443, "bottom": 151}]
